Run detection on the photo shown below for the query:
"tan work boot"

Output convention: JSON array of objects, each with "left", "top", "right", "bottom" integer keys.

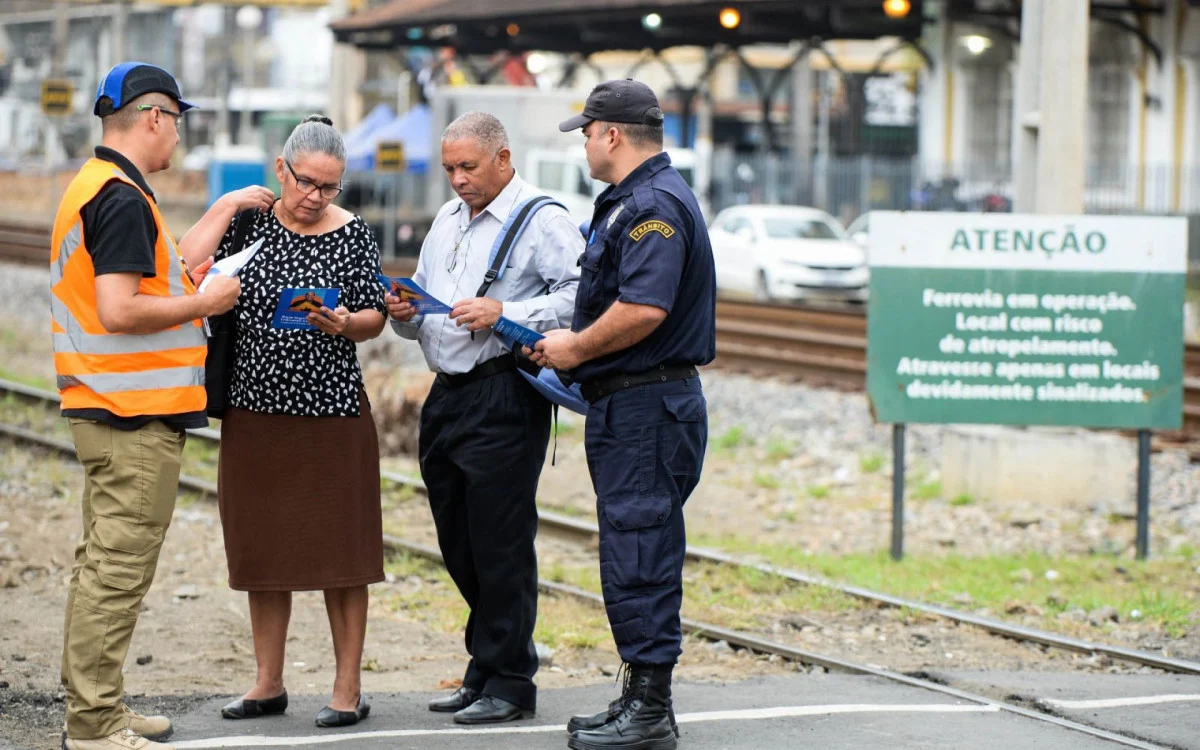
[
  {"left": 62, "top": 705, "right": 173, "bottom": 743},
  {"left": 62, "top": 727, "right": 175, "bottom": 750},
  {"left": 119, "top": 704, "right": 173, "bottom": 741}
]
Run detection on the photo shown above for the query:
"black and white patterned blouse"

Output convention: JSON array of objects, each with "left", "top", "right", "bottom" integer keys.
[{"left": 215, "top": 209, "right": 385, "bottom": 417}]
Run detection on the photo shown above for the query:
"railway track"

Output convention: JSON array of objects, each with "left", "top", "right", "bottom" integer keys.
[
  {"left": 4, "top": 220, "right": 1198, "bottom": 438},
  {"left": 0, "top": 393, "right": 1190, "bottom": 750},
  {"left": 2, "top": 376, "right": 1196, "bottom": 678}
]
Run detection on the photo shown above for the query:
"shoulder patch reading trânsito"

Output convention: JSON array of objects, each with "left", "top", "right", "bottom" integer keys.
[{"left": 629, "top": 220, "right": 675, "bottom": 242}]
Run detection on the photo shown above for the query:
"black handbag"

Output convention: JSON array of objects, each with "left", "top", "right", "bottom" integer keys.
[{"left": 204, "top": 210, "right": 258, "bottom": 419}]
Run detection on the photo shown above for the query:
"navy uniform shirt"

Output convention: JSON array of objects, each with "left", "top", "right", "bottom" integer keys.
[{"left": 570, "top": 152, "right": 716, "bottom": 384}]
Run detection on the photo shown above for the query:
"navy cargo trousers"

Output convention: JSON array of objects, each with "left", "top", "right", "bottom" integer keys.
[{"left": 584, "top": 376, "right": 708, "bottom": 665}]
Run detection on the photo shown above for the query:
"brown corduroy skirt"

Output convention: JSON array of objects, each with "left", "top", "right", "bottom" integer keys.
[{"left": 217, "top": 391, "right": 384, "bottom": 592}]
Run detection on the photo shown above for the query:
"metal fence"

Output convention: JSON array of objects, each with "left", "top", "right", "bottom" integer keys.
[{"left": 710, "top": 149, "right": 1200, "bottom": 266}]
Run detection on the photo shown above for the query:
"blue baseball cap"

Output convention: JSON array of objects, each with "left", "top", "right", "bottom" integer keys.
[{"left": 94, "top": 62, "right": 195, "bottom": 117}]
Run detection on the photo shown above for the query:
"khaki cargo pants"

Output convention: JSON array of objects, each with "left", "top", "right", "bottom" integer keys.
[{"left": 61, "top": 418, "right": 185, "bottom": 739}]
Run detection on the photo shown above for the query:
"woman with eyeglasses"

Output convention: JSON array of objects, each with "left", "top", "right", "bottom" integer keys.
[{"left": 178, "top": 114, "right": 387, "bottom": 729}]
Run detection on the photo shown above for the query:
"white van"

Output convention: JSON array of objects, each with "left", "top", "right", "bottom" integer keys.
[{"left": 526, "top": 147, "right": 708, "bottom": 234}]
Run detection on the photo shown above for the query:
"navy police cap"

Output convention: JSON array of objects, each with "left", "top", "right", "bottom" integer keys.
[
  {"left": 559, "top": 79, "right": 663, "bottom": 132},
  {"left": 94, "top": 62, "right": 195, "bottom": 117}
]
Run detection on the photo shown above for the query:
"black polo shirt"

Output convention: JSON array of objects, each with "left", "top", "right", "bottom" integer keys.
[
  {"left": 570, "top": 152, "right": 717, "bottom": 384},
  {"left": 61, "top": 146, "right": 207, "bottom": 431}
]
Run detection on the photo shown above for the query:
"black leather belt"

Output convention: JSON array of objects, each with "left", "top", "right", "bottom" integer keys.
[
  {"left": 436, "top": 355, "right": 519, "bottom": 388},
  {"left": 579, "top": 364, "right": 699, "bottom": 404}
]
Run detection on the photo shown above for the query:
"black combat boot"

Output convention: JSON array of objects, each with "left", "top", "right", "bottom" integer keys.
[
  {"left": 567, "top": 664, "right": 677, "bottom": 750},
  {"left": 566, "top": 665, "right": 678, "bottom": 737}
]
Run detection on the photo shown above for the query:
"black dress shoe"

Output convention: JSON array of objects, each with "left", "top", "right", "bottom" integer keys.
[
  {"left": 315, "top": 694, "right": 370, "bottom": 728},
  {"left": 428, "top": 686, "right": 480, "bottom": 713},
  {"left": 453, "top": 695, "right": 534, "bottom": 725},
  {"left": 221, "top": 691, "right": 288, "bottom": 719}
]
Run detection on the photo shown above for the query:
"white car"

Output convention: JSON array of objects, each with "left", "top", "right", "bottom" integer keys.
[
  {"left": 846, "top": 211, "right": 872, "bottom": 249},
  {"left": 709, "top": 206, "right": 869, "bottom": 303}
]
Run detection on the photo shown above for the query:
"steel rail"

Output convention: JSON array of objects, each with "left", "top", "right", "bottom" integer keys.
[
  {"left": 0, "top": 419, "right": 1184, "bottom": 748},
  {"left": 3, "top": 377, "right": 1197, "bottom": 679}
]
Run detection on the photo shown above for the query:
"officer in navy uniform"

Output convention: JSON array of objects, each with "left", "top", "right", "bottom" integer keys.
[{"left": 531, "top": 79, "right": 715, "bottom": 750}]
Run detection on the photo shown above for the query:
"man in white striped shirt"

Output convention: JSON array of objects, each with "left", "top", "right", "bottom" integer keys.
[{"left": 387, "top": 112, "right": 581, "bottom": 725}]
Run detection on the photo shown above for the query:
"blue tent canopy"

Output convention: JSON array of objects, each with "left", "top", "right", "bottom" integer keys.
[
  {"left": 345, "top": 104, "right": 432, "bottom": 173},
  {"left": 342, "top": 103, "right": 396, "bottom": 154}
]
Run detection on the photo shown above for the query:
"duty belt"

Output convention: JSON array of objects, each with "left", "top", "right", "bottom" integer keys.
[{"left": 579, "top": 364, "right": 699, "bottom": 404}]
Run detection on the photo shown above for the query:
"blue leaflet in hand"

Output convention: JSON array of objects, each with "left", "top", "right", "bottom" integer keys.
[
  {"left": 272, "top": 288, "right": 341, "bottom": 330},
  {"left": 376, "top": 274, "right": 452, "bottom": 315},
  {"left": 492, "top": 316, "right": 544, "bottom": 350}
]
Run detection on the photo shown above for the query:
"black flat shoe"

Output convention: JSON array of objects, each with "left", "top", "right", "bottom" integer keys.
[
  {"left": 428, "top": 686, "right": 480, "bottom": 713},
  {"left": 453, "top": 695, "right": 534, "bottom": 725},
  {"left": 315, "top": 694, "right": 370, "bottom": 728},
  {"left": 221, "top": 691, "right": 288, "bottom": 719}
]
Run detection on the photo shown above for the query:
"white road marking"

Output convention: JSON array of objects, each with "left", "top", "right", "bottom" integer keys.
[
  {"left": 1043, "top": 694, "right": 1200, "bottom": 710},
  {"left": 173, "top": 703, "right": 999, "bottom": 748}
]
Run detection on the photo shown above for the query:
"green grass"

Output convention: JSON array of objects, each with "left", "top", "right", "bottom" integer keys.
[
  {"left": 752, "top": 472, "right": 781, "bottom": 489},
  {"left": 806, "top": 484, "right": 829, "bottom": 499},
  {"left": 765, "top": 437, "right": 792, "bottom": 462},
  {"left": 950, "top": 494, "right": 975, "bottom": 507},
  {"left": 553, "top": 420, "right": 577, "bottom": 437},
  {"left": 911, "top": 477, "right": 943, "bottom": 501},
  {"left": 539, "top": 502, "right": 588, "bottom": 519},
  {"left": 686, "top": 533, "right": 1200, "bottom": 637},
  {"left": 0, "top": 367, "right": 54, "bottom": 391},
  {"left": 713, "top": 426, "right": 748, "bottom": 451},
  {"left": 382, "top": 552, "right": 465, "bottom": 633},
  {"left": 546, "top": 554, "right": 868, "bottom": 634},
  {"left": 859, "top": 452, "right": 885, "bottom": 474}
]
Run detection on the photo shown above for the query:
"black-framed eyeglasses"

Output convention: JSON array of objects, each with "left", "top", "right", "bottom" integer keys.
[
  {"left": 136, "top": 104, "right": 183, "bottom": 126},
  {"left": 285, "top": 160, "right": 343, "bottom": 200}
]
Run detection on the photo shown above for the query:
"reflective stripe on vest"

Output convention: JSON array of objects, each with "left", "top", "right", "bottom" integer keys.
[
  {"left": 58, "top": 366, "right": 204, "bottom": 394},
  {"left": 50, "top": 159, "right": 207, "bottom": 416}
]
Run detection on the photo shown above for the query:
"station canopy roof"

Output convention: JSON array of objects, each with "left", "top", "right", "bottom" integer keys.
[{"left": 330, "top": 0, "right": 926, "bottom": 54}]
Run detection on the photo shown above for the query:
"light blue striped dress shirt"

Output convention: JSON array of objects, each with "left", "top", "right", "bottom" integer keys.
[{"left": 391, "top": 172, "right": 583, "bottom": 375}]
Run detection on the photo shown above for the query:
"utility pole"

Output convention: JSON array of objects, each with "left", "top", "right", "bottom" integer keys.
[
  {"left": 215, "top": 5, "right": 233, "bottom": 146},
  {"left": 790, "top": 52, "right": 813, "bottom": 205},
  {"left": 1013, "top": 0, "right": 1091, "bottom": 213},
  {"left": 112, "top": 1, "right": 128, "bottom": 62},
  {"left": 45, "top": 0, "right": 70, "bottom": 213},
  {"left": 1012, "top": 0, "right": 1042, "bottom": 214},
  {"left": 329, "top": 0, "right": 365, "bottom": 130}
]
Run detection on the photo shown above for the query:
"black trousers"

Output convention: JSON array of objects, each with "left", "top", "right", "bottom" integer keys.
[{"left": 418, "top": 368, "right": 550, "bottom": 710}]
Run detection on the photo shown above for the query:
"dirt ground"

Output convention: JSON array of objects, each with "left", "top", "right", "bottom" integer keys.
[
  {"left": 2, "top": 265, "right": 1197, "bottom": 749},
  {"left": 0, "top": 441, "right": 793, "bottom": 750}
]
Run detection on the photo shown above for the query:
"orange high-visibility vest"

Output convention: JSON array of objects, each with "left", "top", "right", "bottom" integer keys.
[{"left": 50, "top": 158, "right": 207, "bottom": 417}]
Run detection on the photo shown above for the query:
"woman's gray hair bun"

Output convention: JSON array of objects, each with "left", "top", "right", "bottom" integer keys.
[{"left": 283, "top": 114, "right": 344, "bottom": 164}]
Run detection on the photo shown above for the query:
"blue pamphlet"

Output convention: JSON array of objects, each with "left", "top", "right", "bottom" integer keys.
[
  {"left": 524, "top": 367, "right": 588, "bottom": 415},
  {"left": 376, "top": 274, "right": 452, "bottom": 315},
  {"left": 493, "top": 316, "right": 544, "bottom": 349},
  {"left": 272, "top": 287, "right": 341, "bottom": 330}
]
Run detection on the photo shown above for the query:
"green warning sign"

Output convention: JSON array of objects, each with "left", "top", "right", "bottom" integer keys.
[{"left": 866, "top": 213, "right": 1187, "bottom": 429}]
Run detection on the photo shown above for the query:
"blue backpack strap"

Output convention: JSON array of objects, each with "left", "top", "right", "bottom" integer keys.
[{"left": 474, "top": 194, "right": 566, "bottom": 298}]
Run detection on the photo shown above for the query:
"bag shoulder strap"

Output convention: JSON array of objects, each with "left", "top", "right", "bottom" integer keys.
[
  {"left": 229, "top": 210, "right": 258, "bottom": 258},
  {"left": 475, "top": 194, "right": 565, "bottom": 298}
]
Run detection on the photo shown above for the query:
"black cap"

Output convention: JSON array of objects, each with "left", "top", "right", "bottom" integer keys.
[
  {"left": 558, "top": 79, "right": 663, "bottom": 132},
  {"left": 94, "top": 62, "right": 195, "bottom": 117}
]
